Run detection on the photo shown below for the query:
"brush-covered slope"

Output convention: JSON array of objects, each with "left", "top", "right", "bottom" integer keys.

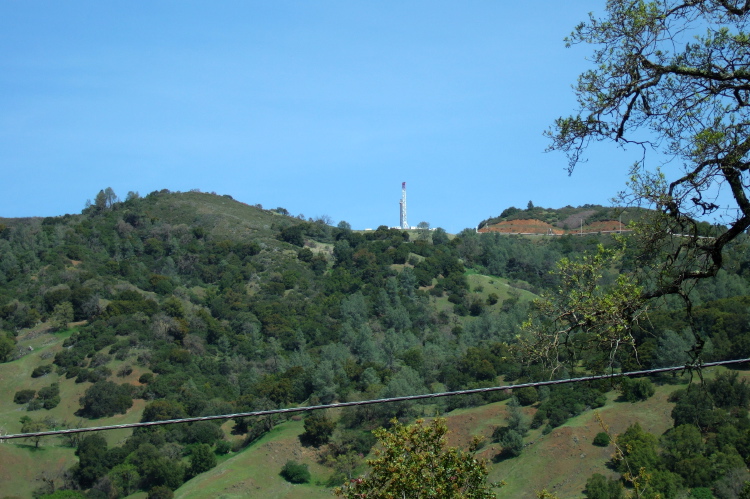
[{"left": 1, "top": 190, "right": 750, "bottom": 498}]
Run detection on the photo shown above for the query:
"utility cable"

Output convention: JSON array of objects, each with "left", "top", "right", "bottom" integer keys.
[{"left": 1, "top": 358, "right": 747, "bottom": 441}]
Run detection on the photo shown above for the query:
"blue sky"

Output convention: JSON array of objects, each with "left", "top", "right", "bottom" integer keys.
[{"left": 0, "top": 2, "right": 642, "bottom": 233}]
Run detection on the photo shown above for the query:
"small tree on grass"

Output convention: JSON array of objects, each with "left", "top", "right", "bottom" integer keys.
[
  {"left": 14, "top": 389, "right": 36, "bottom": 404},
  {"left": 50, "top": 301, "right": 73, "bottom": 332},
  {"left": 147, "top": 486, "right": 174, "bottom": 499},
  {"left": 0, "top": 333, "right": 16, "bottom": 362},
  {"left": 592, "top": 432, "right": 610, "bottom": 447},
  {"left": 280, "top": 460, "right": 311, "bottom": 484},
  {"left": 619, "top": 377, "right": 655, "bottom": 403},
  {"left": 335, "top": 418, "right": 502, "bottom": 498},
  {"left": 20, "top": 415, "right": 49, "bottom": 448}
]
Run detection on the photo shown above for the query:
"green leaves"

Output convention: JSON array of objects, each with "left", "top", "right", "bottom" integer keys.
[
  {"left": 335, "top": 418, "right": 503, "bottom": 499},
  {"left": 519, "top": 245, "right": 645, "bottom": 375},
  {"left": 549, "top": 0, "right": 750, "bottom": 305}
]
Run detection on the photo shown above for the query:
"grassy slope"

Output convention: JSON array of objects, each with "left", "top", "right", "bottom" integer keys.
[
  {"left": 429, "top": 273, "right": 537, "bottom": 318},
  {"left": 175, "top": 377, "right": 695, "bottom": 499},
  {"left": 176, "top": 419, "right": 334, "bottom": 499},
  {"left": 464, "top": 273, "right": 537, "bottom": 304},
  {"left": 0, "top": 327, "right": 146, "bottom": 498},
  {"left": 488, "top": 386, "right": 679, "bottom": 498},
  {"left": 0, "top": 324, "right": 734, "bottom": 499},
  {"left": 145, "top": 192, "right": 286, "bottom": 242}
]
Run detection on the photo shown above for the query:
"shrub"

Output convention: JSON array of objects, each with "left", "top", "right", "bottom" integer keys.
[
  {"left": 27, "top": 399, "right": 44, "bottom": 411},
  {"left": 280, "top": 460, "right": 311, "bottom": 484},
  {"left": 147, "top": 486, "right": 174, "bottom": 499},
  {"left": 515, "top": 387, "right": 539, "bottom": 406},
  {"left": 42, "top": 396, "right": 61, "bottom": 410},
  {"left": 593, "top": 432, "right": 610, "bottom": 447},
  {"left": 14, "top": 389, "right": 36, "bottom": 404},
  {"left": 215, "top": 440, "right": 231, "bottom": 455},
  {"left": 38, "top": 383, "right": 61, "bottom": 409},
  {"left": 620, "top": 378, "right": 656, "bottom": 402},
  {"left": 31, "top": 364, "right": 54, "bottom": 378}
]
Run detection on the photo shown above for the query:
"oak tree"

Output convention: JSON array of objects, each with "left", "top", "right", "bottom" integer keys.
[
  {"left": 541, "top": 0, "right": 750, "bottom": 368},
  {"left": 335, "top": 418, "right": 502, "bottom": 499},
  {"left": 549, "top": 0, "right": 750, "bottom": 294}
]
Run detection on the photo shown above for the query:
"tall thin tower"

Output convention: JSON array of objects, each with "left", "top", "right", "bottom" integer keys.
[{"left": 399, "top": 182, "right": 408, "bottom": 229}]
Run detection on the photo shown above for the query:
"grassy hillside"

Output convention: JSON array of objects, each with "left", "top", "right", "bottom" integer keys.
[
  {"left": 176, "top": 373, "right": 707, "bottom": 498},
  {"left": 1, "top": 191, "right": 749, "bottom": 498},
  {"left": 0, "top": 326, "right": 147, "bottom": 497}
]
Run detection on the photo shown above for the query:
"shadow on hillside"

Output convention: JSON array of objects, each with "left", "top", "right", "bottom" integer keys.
[
  {"left": 492, "top": 450, "right": 517, "bottom": 463},
  {"left": 12, "top": 442, "right": 48, "bottom": 452}
]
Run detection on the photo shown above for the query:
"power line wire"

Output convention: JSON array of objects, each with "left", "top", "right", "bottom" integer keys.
[{"left": 1, "top": 358, "right": 747, "bottom": 441}]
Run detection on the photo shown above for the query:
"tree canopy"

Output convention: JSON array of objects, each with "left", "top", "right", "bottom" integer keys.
[
  {"left": 548, "top": 0, "right": 750, "bottom": 299},
  {"left": 536, "top": 0, "right": 750, "bottom": 371},
  {"left": 335, "top": 418, "right": 502, "bottom": 499}
]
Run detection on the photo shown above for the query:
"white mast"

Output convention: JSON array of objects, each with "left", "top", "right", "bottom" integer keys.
[{"left": 399, "top": 182, "right": 408, "bottom": 229}]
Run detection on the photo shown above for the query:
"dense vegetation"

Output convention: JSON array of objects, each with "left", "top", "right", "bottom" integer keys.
[{"left": 2, "top": 189, "right": 750, "bottom": 498}]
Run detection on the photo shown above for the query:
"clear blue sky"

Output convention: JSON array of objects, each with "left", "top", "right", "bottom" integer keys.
[{"left": 0, "top": 2, "right": 641, "bottom": 233}]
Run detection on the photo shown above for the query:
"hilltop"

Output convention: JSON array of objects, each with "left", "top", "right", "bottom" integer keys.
[{"left": 477, "top": 204, "right": 644, "bottom": 235}]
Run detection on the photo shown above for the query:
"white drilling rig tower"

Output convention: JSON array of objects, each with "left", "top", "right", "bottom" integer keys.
[{"left": 399, "top": 182, "right": 408, "bottom": 229}]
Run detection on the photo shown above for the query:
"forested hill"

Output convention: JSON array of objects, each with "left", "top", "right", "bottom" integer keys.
[{"left": 2, "top": 189, "right": 750, "bottom": 498}]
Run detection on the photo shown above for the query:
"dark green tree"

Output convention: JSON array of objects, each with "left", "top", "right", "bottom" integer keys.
[
  {"left": 432, "top": 227, "right": 449, "bottom": 246},
  {"left": 300, "top": 412, "right": 336, "bottom": 447},
  {"left": 280, "top": 460, "right": 311, "bottom": 484},
  {"left": 73, "top": 434, "right": 108, "bottom": 488},
  {"left": 14, "top": 389, "right": 36, "bottom": 404},
  {"left": 0, "top": 333, "right": 15, "bottom": 362},
  {"left": 78, "top": 381, "right": 133, "bottom": 418},
  {"left": 592, "top": 432, "right": 610, "bottom": 447},
  {"left": 612, "top": 423, "right": 659, "bottom": 475},
  {"left": 584, "top": 473, "right": 623, "bottom": 499},
  {"left": 188, "top": 443, "right": 217, "bottom": 477},
  {"left": 619, "top": 377, "right": 655, "bottom": 403}
]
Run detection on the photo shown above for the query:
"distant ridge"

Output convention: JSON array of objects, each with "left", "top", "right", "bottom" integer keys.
[{"left": 477, "top": 204, "right": 641, "bottom": 235}]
